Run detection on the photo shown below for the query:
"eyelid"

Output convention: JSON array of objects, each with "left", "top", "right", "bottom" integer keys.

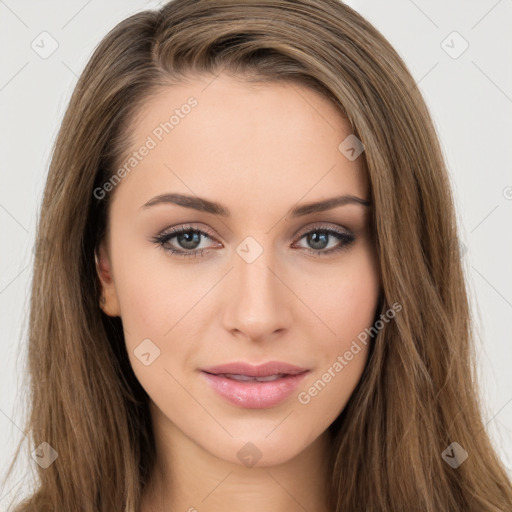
[
  {"left": 292, "top": 221, "right": 353, "bottom": 238},
  {"left": 157, "top": 223, "right": 219, "bottom": 241}
]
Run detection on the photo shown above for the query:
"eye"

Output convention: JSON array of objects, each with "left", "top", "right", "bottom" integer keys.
[
  {"left": 151, "top": 223, "right": 356, "bottom": 258},
  {"left": 292, "top": 224, "right": 356, "bottom": 257},
  {"left": 151, "top": 224, "right": 220, "bottom": 258}
]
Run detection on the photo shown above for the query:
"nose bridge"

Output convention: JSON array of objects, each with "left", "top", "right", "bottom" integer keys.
[{"left": 223, "top": 235, "right": 291, "bottom": 338}]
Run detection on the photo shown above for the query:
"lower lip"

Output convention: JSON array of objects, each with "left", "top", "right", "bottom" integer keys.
[{"left": 201, "top": 371, "right": 310, "bottom": 409}]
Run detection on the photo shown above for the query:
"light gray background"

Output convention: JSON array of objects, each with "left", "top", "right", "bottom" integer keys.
[{"left": 1, "top": 0, "right": 511, "bottom": 504}]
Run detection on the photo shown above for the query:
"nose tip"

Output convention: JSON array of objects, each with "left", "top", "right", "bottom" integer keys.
[{"left": 222, "top": 244, "right": 291, "bottom": 340}]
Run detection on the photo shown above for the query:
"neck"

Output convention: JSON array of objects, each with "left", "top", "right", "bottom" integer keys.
[{"left": 139, "top": 402, "right": 332, "bottom": 512}]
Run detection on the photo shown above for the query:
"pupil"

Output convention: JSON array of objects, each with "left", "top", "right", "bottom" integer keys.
[
  {"left": 308, "top": 232, "right": 328, "bottom": 250},
  {"left": 178, "top": 231, "right": 200, "bottom": 249}
]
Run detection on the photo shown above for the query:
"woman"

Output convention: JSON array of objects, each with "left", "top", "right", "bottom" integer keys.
[{"left": 4, "top": 0, "right": 512, "bottom": 510}]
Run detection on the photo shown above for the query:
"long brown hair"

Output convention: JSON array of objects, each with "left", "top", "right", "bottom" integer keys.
[{"left": 3, "top": 0, "right": 512, "bottom": 510}]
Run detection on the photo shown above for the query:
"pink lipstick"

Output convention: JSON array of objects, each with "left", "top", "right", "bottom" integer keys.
[{"left": 200, "top": 361, "right": 310, "bottom": 409}]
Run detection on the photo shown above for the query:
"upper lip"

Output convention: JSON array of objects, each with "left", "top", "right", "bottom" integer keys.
[{"left": 201, "top": 361, "right": 309, "bottom": 378}]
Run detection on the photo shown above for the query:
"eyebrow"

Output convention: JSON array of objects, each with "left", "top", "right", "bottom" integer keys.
[{"left": 140, "top": 193, "right": 371, "bottom": 217}]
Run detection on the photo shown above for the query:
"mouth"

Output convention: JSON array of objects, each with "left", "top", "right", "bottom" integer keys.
[
  {"left": 201, "top": 360, "right": 309, "bottom": 378},
  {"left": 200, "top": 361, "right": 310, "bottom": 409},
  {"left": 204, "top": 372, "right": 294, "bottom": 382}
]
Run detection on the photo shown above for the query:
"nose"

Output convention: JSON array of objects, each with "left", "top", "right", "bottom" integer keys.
[{"left": 222, "top": 240, "right": 293, "bottom": 342}]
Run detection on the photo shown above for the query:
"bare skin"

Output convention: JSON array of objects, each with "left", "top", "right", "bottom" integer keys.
[{"left": 96, "top": 72, "right": 381, "bottom": 512}]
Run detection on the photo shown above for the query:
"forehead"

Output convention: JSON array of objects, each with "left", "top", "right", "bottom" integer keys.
[{"left": 111, "top": 73, "right": 369, "bottom": 216}]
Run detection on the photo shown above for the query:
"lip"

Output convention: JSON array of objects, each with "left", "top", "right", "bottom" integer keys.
[
  {"left": 201, "top": 361, "right": 309, "bottom": 377},
  {"left": 200, "top": 361, "right": 310, "bottom": 409}
]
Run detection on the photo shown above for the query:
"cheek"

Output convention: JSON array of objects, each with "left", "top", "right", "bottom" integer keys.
[
  {"left": 300, "top": 244, "right": 380, "bottom": 356},
  {"left": 294, "top": 256, "right": 379, "bottom": 419},
  {"left": 109, "top": 236, "right": 214, "bottom": 393},
  {"left": 292, "top": 252, "right": 379, "bottom": 413},
  {"left": 110, "top": 231, "right": 204, "bottom": 340}
]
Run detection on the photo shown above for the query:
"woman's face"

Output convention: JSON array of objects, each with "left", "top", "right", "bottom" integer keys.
[{"left": 97, "top": 73, "right": 381, "bottom": 466}]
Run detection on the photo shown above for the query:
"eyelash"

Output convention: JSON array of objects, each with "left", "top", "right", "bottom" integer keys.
[{"left": 151, "top": 223, "right": 356, "bottom": 259}]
